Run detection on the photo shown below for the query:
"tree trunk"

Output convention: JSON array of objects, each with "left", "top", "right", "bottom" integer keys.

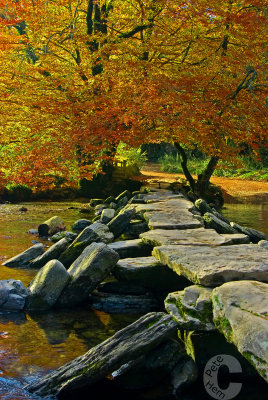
[
  {"left": 174, "top": 142, "right": 196, "bottom": 192},
  {"left": 196, "top": 156, "right": 219, "bottom": 195}
]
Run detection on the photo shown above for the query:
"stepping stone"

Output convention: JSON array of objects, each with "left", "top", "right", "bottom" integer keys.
[
  {"left": 153, "top": 244, "right": 268, "bottom": 287},
  {"left": 113, "top": 256, "right": 190, "bottom": 292},
  {"left": 108, "top": 239, "right": 152, "bottom": 259},
  {"left": 141, "top": 228, "right": 249, "bottom": 247},
  {"left": 142, "top": 190, "right": 184, "bottom": 203},
  {"left": 136, "top": 199, "right": 202, "bottom": 230},
  {"left": 212, "top": 281, "right": 268, "bottom": 382}
]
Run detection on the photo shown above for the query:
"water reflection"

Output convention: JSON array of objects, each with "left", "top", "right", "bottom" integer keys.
[
  {"left": 222, "top": 203, "right": 268, "bottom": 234},
  {"left": 0, "top": 307, "right": 140, "bottom": 379}
]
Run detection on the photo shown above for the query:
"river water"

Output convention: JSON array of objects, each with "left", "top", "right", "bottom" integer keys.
[{"left": 0, "top": 200, "right": 267, "bottom": 399}]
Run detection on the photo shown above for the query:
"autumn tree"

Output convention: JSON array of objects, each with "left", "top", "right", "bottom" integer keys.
[{"left": 0, "top": 0, "right": 267, "bottom": 195}]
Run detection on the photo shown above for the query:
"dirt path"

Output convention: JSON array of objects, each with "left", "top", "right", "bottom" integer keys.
[{"left": 140, "top": 164, "right": 268, "bottom": 203}]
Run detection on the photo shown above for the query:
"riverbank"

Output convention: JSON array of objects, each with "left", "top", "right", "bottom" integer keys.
[{"left": 140, "top": 164, "right": 268, "bottom": 204}]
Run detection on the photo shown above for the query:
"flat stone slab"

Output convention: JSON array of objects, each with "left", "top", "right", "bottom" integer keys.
[
  {"left": 212, "top": 281, "right": 268, "bottom": 382},
  {"left": 140, "top": 228, "right": 249, "bottom": 247},
  {"left": 113, "top": 256, "right": 190, "bottom": 292},
  {"left": 153, "top": 244, "right": 268, "bottom": 287},
  {"left": 141, "top": 190, "right": 184, "bottom": 203},
  {"left": 136, "top": 199, "right": 202, "bottom": 230}
]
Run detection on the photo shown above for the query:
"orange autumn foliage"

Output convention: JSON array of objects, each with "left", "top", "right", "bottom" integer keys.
[{"left": 0, "top": 1, "right": 267, "bottom": 189}]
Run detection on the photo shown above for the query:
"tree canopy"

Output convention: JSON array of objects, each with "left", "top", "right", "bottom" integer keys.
[{"left": 0, "top": 0, "right": 267, "bottom": 190}]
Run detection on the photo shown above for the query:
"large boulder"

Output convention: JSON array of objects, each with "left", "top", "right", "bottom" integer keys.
[
  {"left": 57, "top": 242, "right": 119, "bottom": 307},
  {"left": 26, "top": 312, "right": 177, "bottom": 397},
  {"left": 115, "top": 190, "right": 131, "bottom": 202},
  {"left": 165, "top": 285, "right": 215, "bottom": 331},
  {"left": 124, "top": 220, "right": 149, "bottom": 239},
  {"left": 113, "top": 256, "right": 190, "bottom": 292},
  {"left": 212, "top": 280, "right": 268, "bottom": 382},
  {"left": 107, "top": 206, "right": 136, "bottom": 238},
  {"left": 2, "top": 243, "right": 44, "bottom": 268},
  {"left": 88, "top": 222, "right": 114, "bottom": 243},
  {"left": 30, "top": 238, "right": 70, "bottom": 269},
  {"left": 0, "top": 279, "right": 29, "bottom": 311},
  {"left": 26, "top": 260, "right": 70, "bottom": 310},
  {"left": 100, "top": 208, "right": 115, "bottom": 224},
  {"left": 58, "top": 226, "right": 99, "bottom": 267},
  {"left": 71, "top": 219, "right": 92, "bottom": 233},
  {"left": 153, "top": 244, "right": 268, "bottom": 287}
]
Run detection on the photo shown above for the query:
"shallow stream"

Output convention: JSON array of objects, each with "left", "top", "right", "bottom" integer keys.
[{"left": 0, "top": 200, "right": 267, "bottom": 399}]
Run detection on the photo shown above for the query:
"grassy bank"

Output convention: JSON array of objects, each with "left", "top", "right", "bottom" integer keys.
[{"left": 160, "top": 154, "right": 268, "bottom": 181}]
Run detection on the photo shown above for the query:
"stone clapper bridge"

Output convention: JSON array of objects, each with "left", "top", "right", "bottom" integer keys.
[{"left": 1, "top": 189, "right": 268, "bottom": 397}]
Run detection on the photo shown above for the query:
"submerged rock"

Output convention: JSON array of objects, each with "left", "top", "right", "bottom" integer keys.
[
  {"left": 26, "top": 260, "right": 70, "bottom": 310},
  {"left": 2, "top": 243, "right": 44, "bottom": 268},
  {"left": 97, "top": 281, "right": 147, "bottom": 295},
  {"left": 212, "top": 280, "right": 268, "bottom": 382},
  {"left": 165, "top": 286, "right": 215, "bottom": 331},
  {"left": 57, "top": 242, "right": 119, "bottom": 307},
  {"left": 89, "top": 291, "right": 159, "bottom": 314},
  {"left": 0, "top": 279, "right": 29, "bottom": 311}
]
